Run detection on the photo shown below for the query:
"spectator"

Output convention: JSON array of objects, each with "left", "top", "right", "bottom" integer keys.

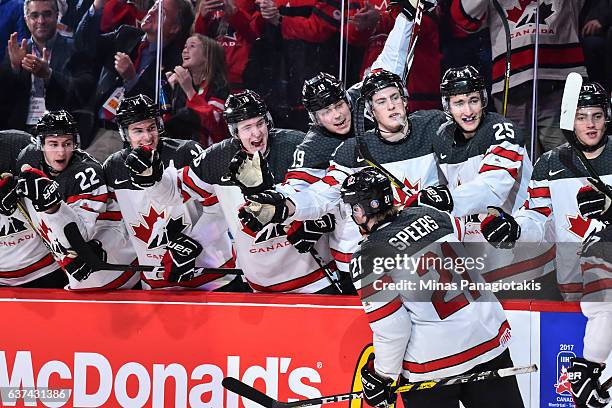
[
  {"left": 249, "top": 0, "right": 340, "bottom": 131},
  {"left": 580, "top": 0, "right": 612, "bottom": 88},
  {"left": 451, "top": 0, "right": 589, "bottom": 157},
  {"left": 74, "top": 0, "right": 194, "bottom": 162},
  {"left": 193, "top": 0, "right": 259, "bottom": 90},
  {"left": 165, "top": 33, "right": 230, "bottom": 146},
  {"left": 0, "top": 0, "right": 95, "bottom": 132},
  {"left": 0, "top": 0, "right": 29, "bottom": 62}
]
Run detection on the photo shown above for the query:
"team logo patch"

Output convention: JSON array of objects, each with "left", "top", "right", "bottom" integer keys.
[
  {"left": 131, "top": 206, "right": 189, "bottom": 249},
  {"left": 0, "top": 217, "right": 28, "bottom": 238}
]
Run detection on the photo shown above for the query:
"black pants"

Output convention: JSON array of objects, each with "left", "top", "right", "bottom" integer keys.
[
  {"left": 19, "top": 269, "right": 69, "bottom": 289},
  {"left": 400, "top": 349, "right": 525, "bottom": 408}
]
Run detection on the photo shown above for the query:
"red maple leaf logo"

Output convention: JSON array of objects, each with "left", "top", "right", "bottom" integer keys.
[
  {"left": 394, "top": 178, "right": 420, "bottom": 206},
  {"left": 38, "top": 220, "right": 52, "bottom": 244},
  {"left": 567, "top": 214, "right": 591, "bottom": 238},
  {"left": 131, "top": 207, "right": 166, "bottom": 245},
  {"left": 506, "top": 0, "right": 532, "bottom": 24},
  {"left": 554, "top": 366, "right": 572, "bottom": 395}
]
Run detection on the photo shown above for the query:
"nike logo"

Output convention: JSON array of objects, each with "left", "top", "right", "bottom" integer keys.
[
  {"left": 115, "top": 178, "right": 129, "bottom": 184},
  {"left": 356, "top": 156, "right": 365, "bottom": 163},
  {"left": 440, "top": 154, "right": 447, "bottom": 160},
  {"left": 549, "top": 169, "right": 564, "bottom": 177}
]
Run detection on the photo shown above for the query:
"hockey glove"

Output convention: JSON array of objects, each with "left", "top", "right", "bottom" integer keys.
[
  {"left": 286, "top": 214, "right": 336, "bottom": 253},
  {"left": 568, "top": 358, "right": 611, "bottom": 408},
  {"left": 577, "top": 179, "right": 612, "bottom": 222},
  {"left": 162, "top": 233, "right": 203, "bottom": 283},
  {"left": 417, "top": 185, "right": 454, "bottom": 212},
  {"left": 61, "top": 240, "right": 106, "bottom": 281},
  {"left": 360, "top": 355, "right": 396, "bottom": 408},
  {"left": 0, "top": 173, "right": 19, "bottom": 216},
  {"left": 226, "top": 151, "right": 274, "bottom": 195},
  {"left": 16, "top": 165, "right": 61, "bottom": 212},
  {"left": 238, "top": 190, "right": 289, "bottom": 233},
  {"left": 125, "top": 146, "right": 164, "bottom": 189},
  {"left": 481, "top": 206, "right": 520, "bottom": 249}
]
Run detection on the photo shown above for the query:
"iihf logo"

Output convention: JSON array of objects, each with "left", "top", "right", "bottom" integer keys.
[{"left": 554, "top": 350, "right": 576, "bottom": 395}]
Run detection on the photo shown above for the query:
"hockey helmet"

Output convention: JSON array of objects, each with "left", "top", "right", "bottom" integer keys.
[
  {"left": 361, "top": 69, "right": 407, "bottom": 100},
  {"left": 440, "top": 65, "right": 488, "bottom": 111},
  {"left": 224, "top": 90, "right": 273, "bottom": 137},
  {"left": 302, "top": 72, "right": 347, "bottom": 113},
  {"left": 35, "top": 110, "right": 80, "bottom": 149},
  {"left": 116, "top": 94, "right": 162, "bottom": 142},
  {"left": 341, "top": 168, "right": 394, "bottom": 217},
  {"left": 566, "top": 82, "right": 610, "bottom": 152}
]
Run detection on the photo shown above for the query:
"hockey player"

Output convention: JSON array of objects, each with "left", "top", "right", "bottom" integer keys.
[
  {"left": 481, "top": 82, "right": 612, "bottom": 300},
  {"left": 104, "top": 94, "right": 240, "bottom": 291},
  {"left": 567, "top": 225, "right": 612, "bottom": 408},
  {"left": 134, "top": 90, "right": 345, "bottom": 293},
  {"left": 341, "top": 168, "right": 524, "bottom": 408},
  {"left": 14, "top": 111, "right": 140, "bottom": 290},
  {"left": 239, "top": 69, "right": 446, "bottom": 232},
  {"left": 0, "top": 130, "right": 67, "bottom": 288}
]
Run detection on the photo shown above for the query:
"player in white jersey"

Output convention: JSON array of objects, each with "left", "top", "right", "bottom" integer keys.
[
  {"left": 238, "top": 69, "right": 446, "bottom": 234},
  {"left": 14, "top": 111, "right": 140, "bottom": 290},
  {"left": 481, "top": 82, "right": 612, "bottom": 300},
  {"left": 0, "top": 130, "right": 66, "bottom": 287},
  {"left": 105, "top": 95, "right": 241, "bottom": 291},
  {"left": 134, "top": 90, "right": 343, "bottom": 293},
  {"left": 341, "top": 168, "right": 524, "bottom": 408}
]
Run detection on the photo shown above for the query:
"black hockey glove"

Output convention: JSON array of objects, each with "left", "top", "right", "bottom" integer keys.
[
  {"left": 0, "top": 173, "right": 19, "bottom": 216},
  {"left": 125, "top": 146, "right": 164, "bottom": 189},
  {"left": 226, "top": 150, "right": 274, "bottom": 195},
  {"left": 286, "top": 214, "right": 336, "bottom": 253},
  {"left": 61, "top": 240, "right": 106, "bottom": 281},
  {"left": 481, "top": 206, "right": 520, "bottom": 249},
  {"left": 162, "top": 233, "right": 203, "bottom": 283},
  {"left": 360, "top": 355, "right": 396, "bottom": 408},
  {"left": 577, "top": 179, "right": 612, "bottom": 222},
  {"left": 568, "top": 358, "right": 611, "bottom": 408},
  {"left": 417, "top": 185, "right": 453, "bottom": 212},
  {"left": 16, "top": 166, "right": 61, "bottom": 212},
  {"left": 238, "top": 190, "right": 289, "bottom": 233}
]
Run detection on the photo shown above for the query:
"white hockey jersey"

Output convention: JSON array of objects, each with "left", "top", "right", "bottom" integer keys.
[
  {"left": 103, "top": 138, "right": 236, "bottom": 290},
  {"left": 352, "top": 206, "right": 510, "bottom": 381}
]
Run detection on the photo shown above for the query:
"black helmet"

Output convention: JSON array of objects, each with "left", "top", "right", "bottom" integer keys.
[
  {"left": 361, "top": 69, "right": 406, "bottom": 100},
  {"left": 224, "top": 90, "right": 268, "bottom": 124},
  {"left": 116, "top": 94, "right": 161, "bottom": 142},
  {"left": 566, "top": 82, "right": 610, "bottom": 152},
  {"left": 341, "top": 168, "right": 394, "bottom": 217},
  {"left": 36, "top": 110, "right": 80, "bottom": 148},
  {"left": 302, "top": 72, "right": 347, "bottom": 113},
  {"left": 440, "top": 65, "right": 488, "bottom": 110}
]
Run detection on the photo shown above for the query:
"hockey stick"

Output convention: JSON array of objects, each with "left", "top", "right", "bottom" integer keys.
[
  {"left": 560, "top": 72, "right": 612, "bottom": 200},
  {"left": 63, "top": 222, "right": 243, "bottom": 277},
  {"left": 603, "top": 376, "right": 612, "bottom": 391},
  {"left": 491, "top": 0, "right": 511, "bottom": 116},
  {"left": 401, "top": 0, "right": 424, "bottom": 83},
  {"left": 222, "top": 364, "right": 538, "bottom": 408},
  {"left": 308, "top": 247, "right": 344, "bottom": 293}
]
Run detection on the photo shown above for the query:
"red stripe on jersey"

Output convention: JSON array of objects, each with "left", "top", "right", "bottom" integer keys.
[
  {"left": 492, "top": 45, "right": 584, "bottom": 82},
  {"left": 0, "top": 253, "right": 56, "bottom": 278},
  {"left": 322, "top": 175, "right": 339, "bottom": 186},
  {"left": 358, "top": 275, "right": 393, "bottom": 299},
  {"left": 483, "top": 245, "right": 556, "bottom": 282},
  {"left": 582, "top": 261, "right": 612, "bottom": 273},
  {"left": 366, "top": 297, "right": 403, "bottom": 324},
  {"left": 583, "top": 278, "right": 612, "bottom": 295},
  {"left": 479, "top": 164, "right": 518, "bottom": 179},
  {"left": 403, "top": 320, "right": 511, "bottom": 374},
  {"left": 97, "top": 211, "right": 122, "bottom": 221},
  {"left": 70, "top": 269, "right": 138, "bottom": 291},
  {"left": 247, "top": 262, "right": 338, "bottom": 292},
  {"left": 66, "top": 193, "right": 109, "bottom": 204},
  {"left": 528, "top": 186, "right": 551, "bottom": 199},
  {"left": 285, "top": 171, "right": 321, "bottom": 185},
  {"left": 220, "top": 256, "right": 237, "bottom": 269},
  {"left": 486, "top": 146, "right": 523, "bottom": 163},
  {"left": 528, "top": 206, "right": 552, "bottom": 217},
  {"left": 142, "top": 270, "right": 226, "bottom": 289},
  {"left": 182, "top": 167, "right": 214, "bottom": 200},
  {"left": 558, "top": 283, "right": 583, "bottom": 294},
  {"left": 454, "top": 217, "right": 462, "bottom": 242},
  {"left": 201, "top": 196, "right": 219, "bottom": 207},
  {"left": 331, "top": 248, "right": 352, "bottom": 263}
]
